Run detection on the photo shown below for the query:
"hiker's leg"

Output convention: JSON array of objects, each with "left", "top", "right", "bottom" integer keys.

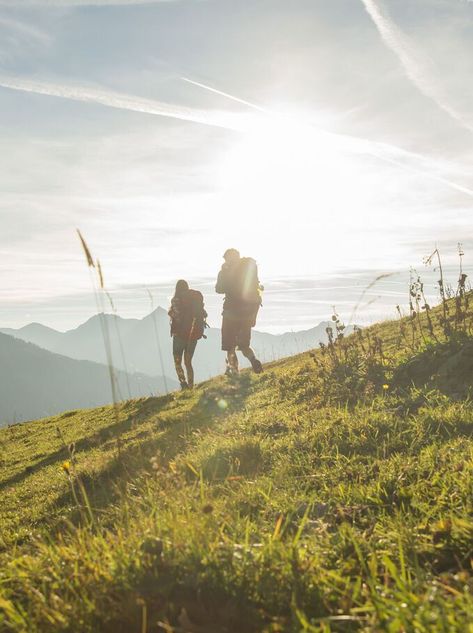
[
  {"left": 184, "top": 341, "right": 197, "bottom": 389},
  {"left": 222, "top": 314, "right": 238, "bottom": 374},
  {"left": 241, "top": 346, "right": 263, "bottom": 373},
  {"left": 226, "top": 347, "right": 239, "bottom": 373},
  {"left": 184, "top": 353, "right": 194, "bottom": 388},
  {"left": 240, "top": 346, "right": 256, "bottom": 362},
  {"left": 174, "top": 353, "right": 187, "bottom": 386},
  {"left": 173, "top": 337, "right": 187, "bottom": 388},
  {"left": 238, "top": 323, "right": 263, "bottom": 374}
]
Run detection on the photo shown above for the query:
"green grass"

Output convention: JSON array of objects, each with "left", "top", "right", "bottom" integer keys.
[{"left": 0, "top": 304, "right": 472, "bottom": 632}]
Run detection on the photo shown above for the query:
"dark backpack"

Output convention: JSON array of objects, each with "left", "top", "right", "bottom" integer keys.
[{"left": 176, "top": 289, "right": 207, "bottom": 341}]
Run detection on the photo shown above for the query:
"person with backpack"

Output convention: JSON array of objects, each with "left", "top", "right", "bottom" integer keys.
[
  {"left": 168, "top": 279, "right": 207, "bottom": 389},
  {"left": 216, "top": 248, "right": 263, "bottom": 376}
]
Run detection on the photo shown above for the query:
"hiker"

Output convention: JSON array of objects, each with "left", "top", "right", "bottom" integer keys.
[
  {"left": 168, "top": 280, "right": 207, "bottom": 389},
  {"left": 216, "top": 248, "right": 263, "bottom": 375}
]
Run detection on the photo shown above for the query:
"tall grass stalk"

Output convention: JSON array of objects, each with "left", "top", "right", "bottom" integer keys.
[
  {"left": 104, "top": 289, "right": 132, "bottom": 399},
  {"left": 77, "top": 231, "right": 120, "bottom": 422},
  {"left": 348, "top": 272, "right": 397, "bottom": 325},
  {"left": 424, "top": 247, "right": 449, "bottom": 337},
  {"left": 146, "top": 288, "right": 169, "bottom": 394}
]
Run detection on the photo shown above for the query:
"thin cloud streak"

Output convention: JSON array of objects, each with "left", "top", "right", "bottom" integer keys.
[
  {"left": 182, "top": 77, "right": 268, "bottom": 113},
  {"left": 0, "top": 76, "right": 242, "bottom": 131},
  {"left": 361, "top": 0, "right": 473, "bottom": 134},
  {"left": 0, "top": 16, "right": 51, "bottom": 45}
]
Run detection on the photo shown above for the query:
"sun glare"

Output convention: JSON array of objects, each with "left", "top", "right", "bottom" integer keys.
[{"left": 216, "top": 113, "right": 374, "bottom": 274}]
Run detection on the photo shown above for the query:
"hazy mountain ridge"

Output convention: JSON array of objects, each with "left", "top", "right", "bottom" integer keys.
[
  {"left": 1, "top": 309, "right": 351, "bottom": 382},
  {"left": 0, "top": 333, "right": 177, "bottom": 426}
]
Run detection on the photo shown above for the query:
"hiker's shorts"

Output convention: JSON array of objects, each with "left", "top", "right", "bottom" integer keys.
[
  {"left": 221, "top": 314, "right": 253, "bottom": 351},
  {"left": 173, "top": 336, "right": 198, "bottom": 358}
]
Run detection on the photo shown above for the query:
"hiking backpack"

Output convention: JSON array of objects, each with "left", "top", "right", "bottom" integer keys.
[
  {"left": 234, "top": 257, "right": 262, "bottom": 305},
  {"left": 171, "top": 289, "right": 207, "bottom": 341}
]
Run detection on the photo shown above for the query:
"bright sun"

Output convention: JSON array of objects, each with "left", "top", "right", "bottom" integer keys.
[{"left": 216, "top": 114, "right": 376, "bottom": 275}]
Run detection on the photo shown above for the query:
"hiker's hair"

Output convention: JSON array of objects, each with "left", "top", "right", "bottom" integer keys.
[
  {"left": 224, "top": 248, "right": 240, "bottom": 261},
  {"left": 174, "top": 279, "right": 189, "bottom": 297}
]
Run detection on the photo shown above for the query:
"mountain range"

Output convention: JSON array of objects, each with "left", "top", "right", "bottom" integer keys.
[
  {"left": 0, "top": 332, "right": 177, "bottom": 426},
  {"left": 1, "top": 309, "right": 348, "bottom": 383}
]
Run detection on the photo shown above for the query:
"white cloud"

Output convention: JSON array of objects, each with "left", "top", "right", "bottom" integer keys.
[{"left": 361, "top": 0, "right": 473, "bottom": 134}]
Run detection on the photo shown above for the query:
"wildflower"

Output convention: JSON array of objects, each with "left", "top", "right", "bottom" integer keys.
[
  {"left": 382, "top": 384, "right": 389, "bottom": 391},
  {"left": 61, "top": 460, "right": 71, "bottom": 474}
]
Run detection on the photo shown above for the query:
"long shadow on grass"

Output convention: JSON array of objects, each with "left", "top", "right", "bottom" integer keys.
[
  {"left": 0, "top": 395, "right": 175, "bottom": 493},
  {"left": 47, "top": 374, "right": 255, "bottom": 530}
]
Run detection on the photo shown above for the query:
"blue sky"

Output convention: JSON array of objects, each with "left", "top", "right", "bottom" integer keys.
[{"left": 0, "top": 0, "right": 472, "bottom": 332}]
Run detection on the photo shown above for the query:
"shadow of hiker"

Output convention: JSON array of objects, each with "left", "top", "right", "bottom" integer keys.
[
  {"left": 50, "top": 378, "right": 256, "bottom": 530},
  {"left": 197, "top": 372, "right": 254, "bottom": 414},
  {"left": 0, "top": 396, "right": 174, "bottom": 493},
  {"left": 4, "top": 373, "right": 257, "bottom": 540}
]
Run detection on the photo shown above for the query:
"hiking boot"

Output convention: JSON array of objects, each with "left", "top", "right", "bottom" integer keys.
[
  {"left": 250, "top": 358, "right": 263, "bottom": 374},
  {"left": 225, "top": 365, "right": 239, "bottom": 377},
  {"left": 180, "top": 381, "right": 189, "bottom": 390}
]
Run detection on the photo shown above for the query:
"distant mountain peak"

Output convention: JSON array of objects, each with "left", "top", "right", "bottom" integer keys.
[
  {"left": 74, "top": 312, "right": 117, "bottom": 329},
  {"left": 20, "top": 322, "right": 60, "bottom": 334},
  {"left": 143, "top": 307, "right": 169, "bottom": 321}
]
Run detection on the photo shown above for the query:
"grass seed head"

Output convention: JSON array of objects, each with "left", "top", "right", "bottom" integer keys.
[{"left": 76, "top": 230, "right": 95, "bottom": 268}]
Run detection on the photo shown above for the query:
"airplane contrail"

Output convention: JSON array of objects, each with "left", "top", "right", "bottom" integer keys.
[
  {"left": 361, "top": 0, "right": 473, "bottom": 134},
  {"left": 181, "top": 76, "right": 473, "bottom": 198},
  {"left": 0, "top": 76, "right": 242, "bottom": 131},
  {"left": 182, "top": 77, "right": 268, "bottom": 113}
]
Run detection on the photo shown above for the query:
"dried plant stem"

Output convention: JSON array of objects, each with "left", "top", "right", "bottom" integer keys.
[
  {"left": 77, "top": 230, "right": 120, "bottom": 423},
  {"left": 146, "top": 289, "right": 169, "bottom": 395},
  {"left": 105, "top": 290, "right": 132, "bottom": 399},
  {"left": 424, "top": 248, "right": 449, "bottom": 339}
]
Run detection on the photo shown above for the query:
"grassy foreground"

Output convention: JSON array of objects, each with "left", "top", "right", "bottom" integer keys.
[{"left": 0, "top": 306, "right": 472, "bottom": 632}]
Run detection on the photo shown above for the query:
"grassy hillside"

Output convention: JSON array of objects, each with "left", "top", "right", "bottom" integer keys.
[{"left": 0, "top": 301, "right": 472, "bottom": 632}]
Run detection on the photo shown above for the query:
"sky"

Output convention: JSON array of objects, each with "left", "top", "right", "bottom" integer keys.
[{"left": 0, "top": 0, "right": 472, "bottom": 333}]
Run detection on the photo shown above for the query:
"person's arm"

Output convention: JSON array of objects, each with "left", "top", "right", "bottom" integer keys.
[
  {"left": 168, "top": 297, "right": 179, "bottom": 319},
  {"left": 215, "top": 266, "right": 228, "bottom": 294}
]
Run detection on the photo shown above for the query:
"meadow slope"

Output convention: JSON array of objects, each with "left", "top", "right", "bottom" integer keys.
[{"left": 0, "top": 304, "right": 472, "bottom": 632}]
